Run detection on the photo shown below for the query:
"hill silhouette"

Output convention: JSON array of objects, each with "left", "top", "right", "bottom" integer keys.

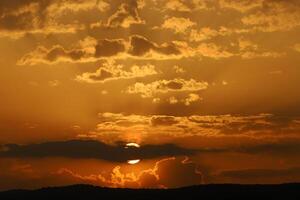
[{"left": 0, "top": 183, "right": 300, "bottom": 200}]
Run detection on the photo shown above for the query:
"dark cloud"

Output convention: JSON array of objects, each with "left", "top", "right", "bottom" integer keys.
[
  {"left": 45, "top": 46, "right": 86, "bottom": 62},
  {"left": 216, "top": 167, "right": 300, "bottom": 184},
  {"left": 18, "top": 38, "right": 127, "bottom": 65},
  {"left": 107, "top": 0, "right": 143, "bottom": 28},
  {"left": 0, "top": 0, "right": 107, "bottom": 35},
  {"left": 195, "top": 141, "right": 300, "bottom": 156},
  {"left": 18, "top": 35, "right": 188, "bottom": 65},
  {"left": 235, "top": 142, "right": 300, "bottom": 156},
  {"left": 129, "top": 35, "right": 155, "bottom": 56},
  {"left": 95, "top": 39, "right": 126, "bottom": 58},
  {"left": 0, "top": 0, "right": 51, "bottom": 32},
  {"left": 0, "top": 140, "right": 197, "bottom": 162},
  {"left": 129, "top": 35, "right": 182, "bottom": 56},
  {"left": 163, "top": 80, "right": 184, "bottom": 90},
  {"left": 88, "top": 69, "right": 114, "bottom": 81},
  {"left": 219, "top": 167, "right": 300, "bottom": 179}
]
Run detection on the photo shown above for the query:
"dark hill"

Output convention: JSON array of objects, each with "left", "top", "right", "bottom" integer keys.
[{"left": 0, "top": 183, "right": 300, "bottom": 200}]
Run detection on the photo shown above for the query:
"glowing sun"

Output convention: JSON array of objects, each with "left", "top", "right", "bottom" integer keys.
[
  {"left": 125, "top": 142, "right": 140, "bottom": 148},
  {"left": 125, "top": 142, "right": 141, "bottom": 165},
  {"left": 127, "top": 159, "right": 141, "bottom": 165}
]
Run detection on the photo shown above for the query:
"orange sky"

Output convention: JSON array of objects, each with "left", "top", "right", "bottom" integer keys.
[{"left": 1, "top": 0, "right": 300, "bottom": 190}]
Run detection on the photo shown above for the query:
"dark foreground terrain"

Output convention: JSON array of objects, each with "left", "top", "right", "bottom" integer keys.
[{"left": 0, "top": 183, "right": 300, "bottom": 200}]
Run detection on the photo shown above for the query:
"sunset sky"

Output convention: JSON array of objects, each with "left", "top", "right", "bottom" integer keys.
[{"left": 1, "top": 0, "right": 300, "bottom": 190}]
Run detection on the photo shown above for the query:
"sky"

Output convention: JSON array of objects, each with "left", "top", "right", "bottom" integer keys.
[{"left": 1, "top": 0, "right": 300, "bottom": 190}]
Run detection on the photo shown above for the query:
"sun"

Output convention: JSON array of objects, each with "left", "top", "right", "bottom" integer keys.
[
  {"left": 125, "top": 142, "right": 141, "bottom": 165},
  {"left": 125, "top": 142, "right": 140, "bottom": 148},
  {"left": 127, "top": 159, "right": 141, "bottom": 165}
]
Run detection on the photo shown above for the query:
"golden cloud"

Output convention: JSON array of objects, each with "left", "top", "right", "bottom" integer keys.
[
  {"left": 241, "top": 1, "right": 300, "bottom": 32},
  {"left": 76, "top": 60, "right": 158, "bottom": 83},
  {"left": 126, "top": 79, "right": 208, "bottom": 98},
  {"left": 80, "top": 113, "right": 300, "bottom": 142},
  {"left": 161, "top": 17, "right": 196, "bottom": 33},
  {"left": 160, "top": 0, "right": 209, "bottom": 12},
  {"left": 219, "top": 0, "right": 263, "bottom": 12},
  {"left": 57, "top": 157, "right": 202, "bottom": 188}
]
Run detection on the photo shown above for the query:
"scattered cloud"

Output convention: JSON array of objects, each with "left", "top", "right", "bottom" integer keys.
[
  {"left": 126, "top": 79, "right": 208, "bottom": 98},
  {"left": 85, "top": 113, "right": 300, "bottom": 140},
  {"left": 196, "top": 43, "right": 234, "bottom": 59},
  {"left": 219, "top": 0, "right": 263, "bottom": 12},
  {"left": 161, "top": 0, "right": 209, "bottom": 12},
  {"left": 183, "top": 93, "right": 202, "bottom": 106},
  {"left": 241, "top": 1, "right": 300, "bottom": 32},
  {"left": 161, "top": 17, "right": 196, "bottom": 33},
  {"left": 76, "top": 60, "right": 158, "bottom": 83}
]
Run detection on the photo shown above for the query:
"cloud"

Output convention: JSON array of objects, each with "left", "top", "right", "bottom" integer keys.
[
  {"left": 17, "top": 37, "right": 102, "bottom": 65},
  {"left": 216, "top": 167, "right": 300, "bottom": 183},
  {"left": 183, "top": 93, "right": 202, "bottom": 106},
  {"left": 189, "top": 26, "right": 250, "bottom": 43},
  {"left": 192, "top": 36, "right": 284, "bottom": 59},
  {"left": 161, "top": 17, "right": 196, "bottom": 33},
  {"left": 0, "top": 156, "right": 202, "bottom": 189},
  {"left": 0, "top": 140, "right": 197, "bottom": 162},
  {"left": 237, "top": 37, "right": 285, "bottom": 59},
  {"left": 154, "top": 157, "right": 203, "bottom": 187},
  {"left": 168, "top": 96, "right": 179, "bottom": 105},
  {"left": 196, "top": 43, "right": 234, "bottom": 59},
  {"left": 128, "top": 35, "right": 185, "bottom": 58},
  {"left": 94, "top": 39, "right": 126, "bottom": 58},
  {"left": 164, "top": 0, "right": 192, "bottom": 12},
  {"left": 0, "top": 0, "right": 108, "bottom": 38},
  {"left": 0, "top": 0, "right": 49, "bottom": 33},
  {"left": 160, "top": 0, "right": 209, "bottom": 12},
  {"left": 241, "top": 1, "right": 300, "bottom": 32},
  {"left": 106, "top": 0, "right": 144, "bottom": 28},
  {"left": 235, "top": 142, "right": 300, "bottom": 156},
  {"left": 126, "top": 79, "right": 209, "bottom": 98},
  {"left": 190, "top": 27, "right": 224, "bottom": 42},
  {"left": 18, "top": 36, "right": 126, "bottom": 65},
  {"left": 173, "top": 65, "right": 185, "bottom": 73},
  {"left": 84, "top": 113, "right": 300, "bottom": 141},
  {"left": 166, "top": 94, "right": 202, "bottom": 106},
  {"left": 18, "top": 35, "right": 197, "bottom": 65},
  {"left": 58, "top": 157, "right": 203, "bottom": 188},
  {"left": 151, "top": 116, "right": 179, "bottom": 126},
  {"left": 19, "top": 31, "right": 278, "bottom": 65},
  {"left": 76, "top": 60, "right": 158, "bottom": 83},
  {"left": 219, "top": 0, "right": 263, "bottom": 12},
  {"left": 47, "top": 0, "right": 110, "bottom": 14},
  {"left": 240, "top": 51, "right": 284, "bottom": 59}
]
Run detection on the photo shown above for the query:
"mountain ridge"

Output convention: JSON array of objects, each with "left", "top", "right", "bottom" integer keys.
[{"left": 1, "top": 183, "right": 300, "bottom": 200}]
